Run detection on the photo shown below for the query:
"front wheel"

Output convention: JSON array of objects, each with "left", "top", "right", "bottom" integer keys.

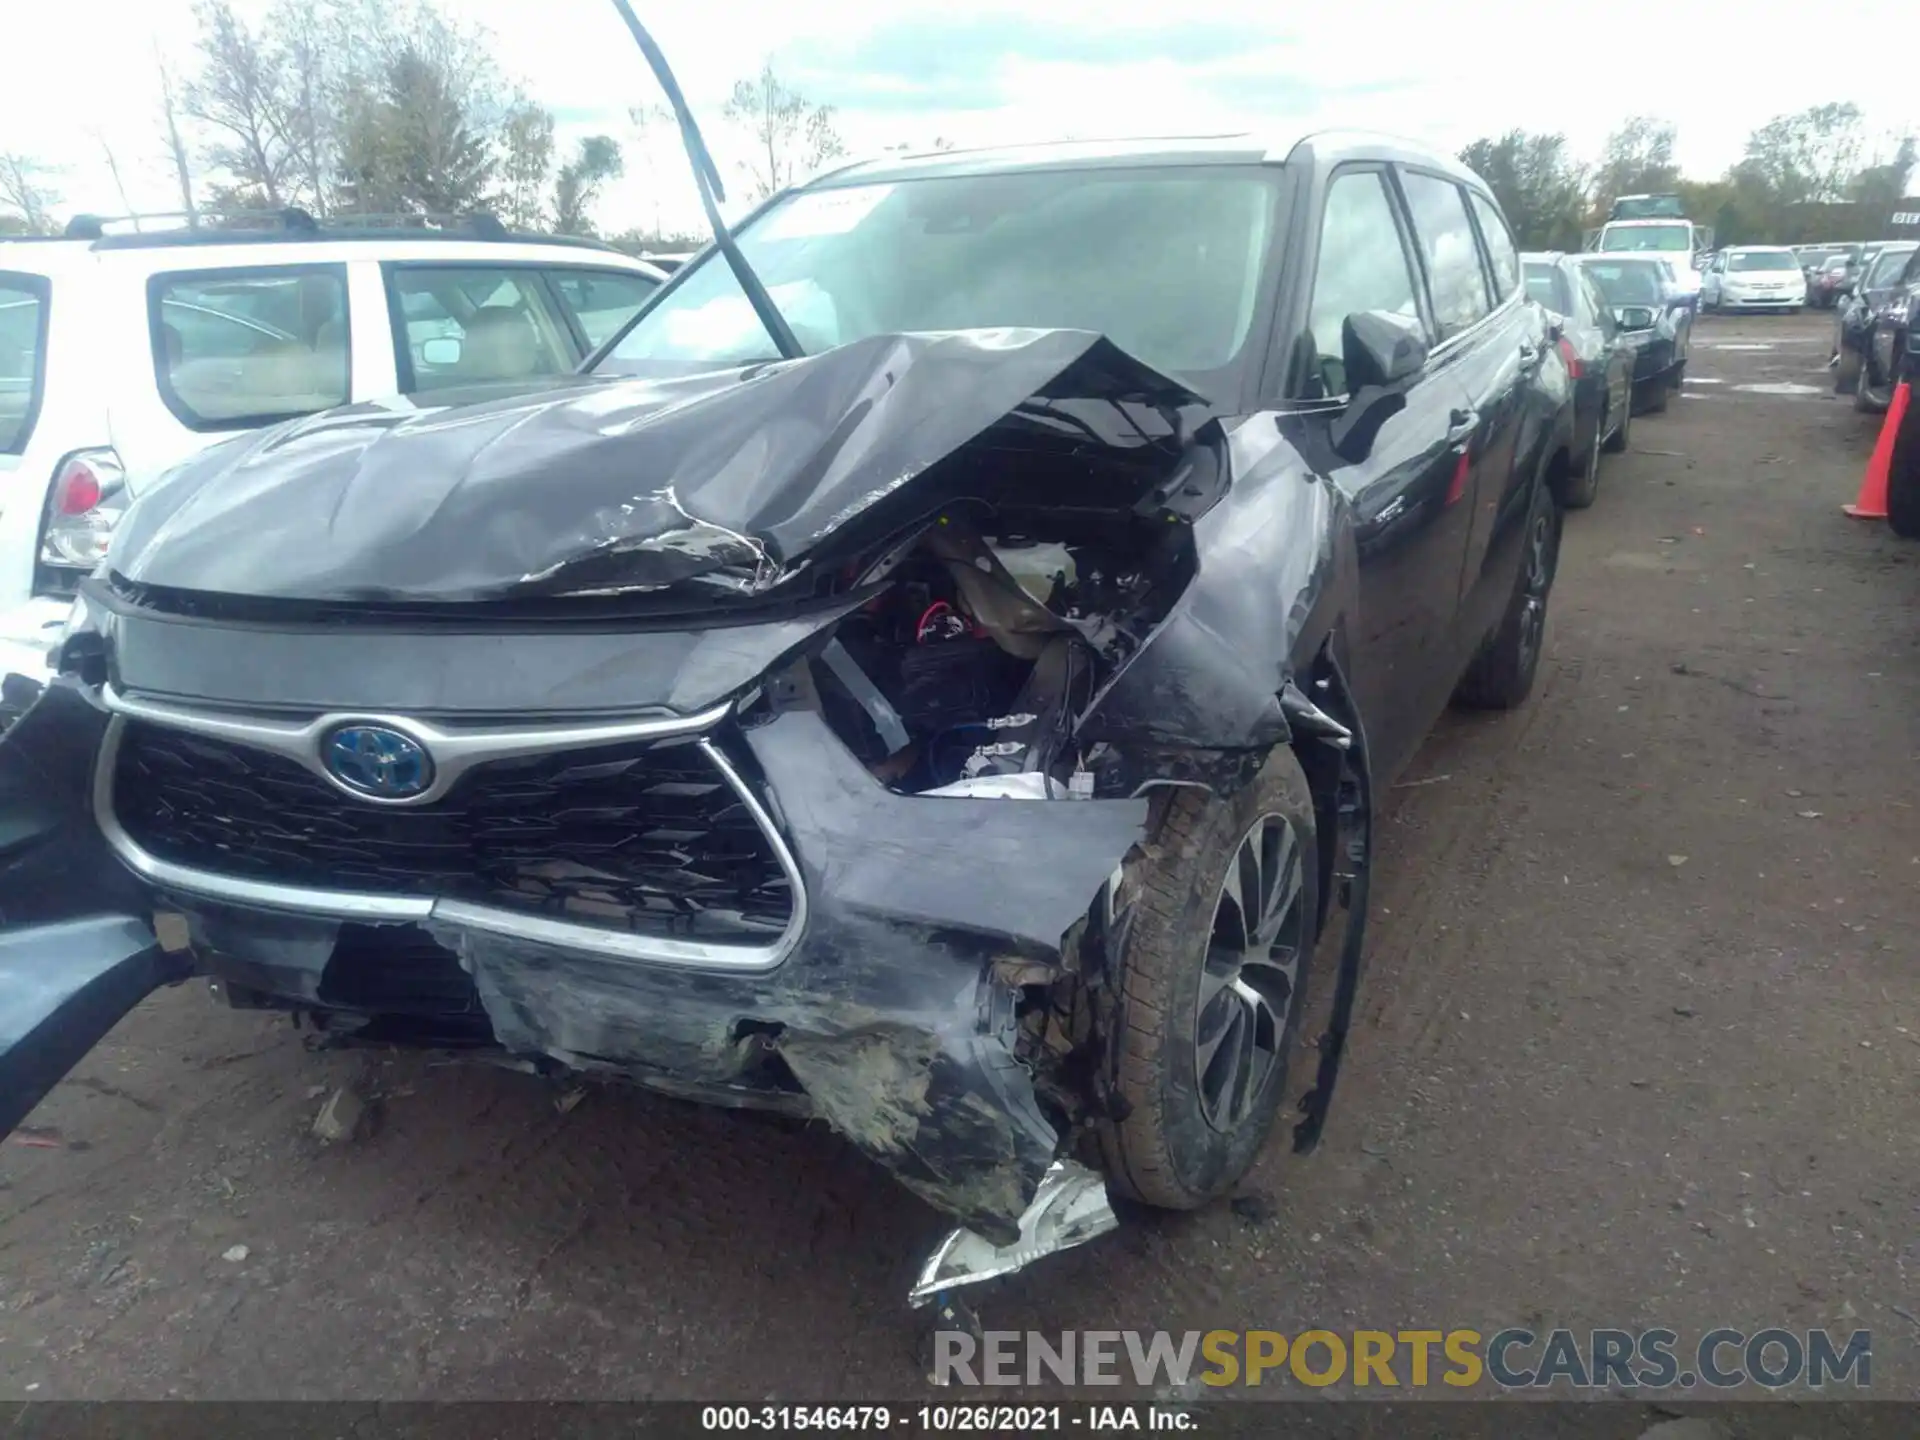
[
  {"left": 1602, "top": 392, "right": 1632, "bottom": 453},
  {"left": 1098, "top": 751, "right": 1320, "bottom": 1211},
  {"left": 1835, "top": 343, "right": 1862, "bottom": 396},
  {"left": 1454, "top": 483, "right": 1561, "bottom": 711},
  {"left": 1564, "top": 409, "right": 1603, "bottom": 509},
  {"left": 1856, "top": 352, "right": 1890, "bottom": 414}
]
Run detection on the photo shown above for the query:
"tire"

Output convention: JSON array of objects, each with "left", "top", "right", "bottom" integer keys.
[
  {"left": 1835, "top": 343, "right": 1861, "bottom": 396},
  {"left": 1639, "top": 376, "right": 1669, "bottom": 414},
  {"left": 1098, "top": 750, "right": 1320, "bottom": 1211},
  {"left": 1563, "top": 409, "right": 1602, "bottom": 509},
  {"left": 1453, "top": 481, "right": 1562, "bottom": 711},
  {"left": 1890, "top": 412, "right": 1920, "bottom": 539},
  {"left": 1668, "top": 359, "right": 1687, "bottom": 391},
  {"left": 1602, "top": 391, "right": 1632, "bottom": 453},
  {"left": 1856, "top": 352, "right": 1889, "bottom": 414}
]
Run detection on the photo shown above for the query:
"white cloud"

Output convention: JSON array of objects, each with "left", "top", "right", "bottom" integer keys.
[{"left": 6, "top": 0, "right": 1918, "bottom": 235}]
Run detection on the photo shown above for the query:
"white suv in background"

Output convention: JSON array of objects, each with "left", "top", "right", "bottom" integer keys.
[
  {"left": 0, "top": 216, "right": 667, "bottom": 687},
  {"left": 1701, "top": 246, "right": 1809, "bottom": 313}
]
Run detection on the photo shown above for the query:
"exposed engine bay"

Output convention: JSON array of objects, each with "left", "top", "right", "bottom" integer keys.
[{"left": 811, "top": 510, "right": 1193, "bottom": 800}]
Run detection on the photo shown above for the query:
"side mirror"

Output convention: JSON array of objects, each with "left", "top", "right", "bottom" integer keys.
[
  {"left": 1341, "top": 310, "right": 1429, "bottom": 390},
  {"left": 1328, "top": 312, "right": 1425, "bottom": 465},
  {"left": 1616, "top": 305, "right": 1657, "bottom": 330},
  {"left": 420, "top": 336, "right": 463, "bottom": 367}
]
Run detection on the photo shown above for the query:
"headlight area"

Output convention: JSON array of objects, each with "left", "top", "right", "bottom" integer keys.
[{"left": 762, "top": 494, "right": 1200, "bottom": 803}]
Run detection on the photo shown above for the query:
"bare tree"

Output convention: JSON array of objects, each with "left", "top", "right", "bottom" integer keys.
[
  {"left": 185, "top": 0, "right": 295, "bottom": 208},
  {"left": 89, "top": 132, "right": 140, "bottom": 228},
  {"left": 0, "top": 153, "right": 60, "bottom": 234},
  {"left": 270, "top": 0, "right": 333, "bottom": 212},
  {"left": 500, "top": 100, "right": 555, "bottom": 229},
  {"left": 157, "top": 50, "right": 200, "bottom": 227},
  {"left": 722, "top": 61, "right": 846, "bottom": 201},
  {"left": 552, "top": 135, "right": 623, "bottom": 236}
]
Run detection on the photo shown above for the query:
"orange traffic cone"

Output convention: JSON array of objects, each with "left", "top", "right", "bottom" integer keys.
[{"left": 1844, "top": 379, "right": 1911, "bottom": 519}]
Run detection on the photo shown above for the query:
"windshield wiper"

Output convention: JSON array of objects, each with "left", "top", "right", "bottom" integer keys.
[{"left": 606, "top": 0, "right": 802, "bottom": 361}]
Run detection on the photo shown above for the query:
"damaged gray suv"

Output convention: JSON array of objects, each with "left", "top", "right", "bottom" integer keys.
[{"left": 0, "top": 133, "right": 1573, "bottom": 1295}]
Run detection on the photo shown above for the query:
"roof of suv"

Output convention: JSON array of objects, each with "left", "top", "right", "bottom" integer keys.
[
  {"left": 807, "top": 130, "right": 1486, "bottom": 190},
  {"left": 0, "top": 231, "right": 667, "bottom": 283}
]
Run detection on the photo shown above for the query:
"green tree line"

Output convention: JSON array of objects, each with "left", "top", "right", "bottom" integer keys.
[{"left": 1461, "top": 107, "right": 1917, "bottom": 251}]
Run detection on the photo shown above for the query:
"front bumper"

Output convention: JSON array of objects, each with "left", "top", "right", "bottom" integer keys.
[
  {"left": 1716, "top": 290, "right": 1804, "bottom": 309},
  {"left": 27, "top": 678, "right": 1153, "bottom": 1239}
]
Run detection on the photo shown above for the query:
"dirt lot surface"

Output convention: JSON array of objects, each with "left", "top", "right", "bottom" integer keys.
[{"left": 2, "top": 311, "right": 1917, "bottom": 1404}]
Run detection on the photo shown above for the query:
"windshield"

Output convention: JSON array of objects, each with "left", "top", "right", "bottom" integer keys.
[
  {"left": 1864, "top": 245, "right": 1917, "bottom": 288},
  {"left": 0, "top": 273, "right": 48, "bottom": 454},
  {"left": 1610, "top": 195, "right": 1685, "bottom": 219},
  {"left": 599, "top": 167, "right": 1283, "bottom": 390},
  {"left": 1597, "top": 223, "right": 1694, "bottom": 254},
  {"left": 1578, "top": 260, "right": 1667, "bottom": 307},
  {"left": 1728, "top": 250, "right": 1800, "bottom": 272}
]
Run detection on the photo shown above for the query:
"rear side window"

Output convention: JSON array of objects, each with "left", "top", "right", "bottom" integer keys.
[
  {"left": 1523, "top": 263, "right": 1571, "bottom": 314},
  {"left": 1468, "top": 192, "right": 1521, "bottom": 299},
  {"left": 151, "top": 267, "right": 350, "bottom": 430},
  {"left": 1400, "top": 171, "right": 1493, "bottom": 340},
  {"left": 386, "top": 266, "right": 577, "bottom": 393},
  {"left": 0, "top": 272, "right": 49, "bottom": 454},
  {"left": 1578, "top": 272, "right": 1616, "bottom": 334},
  {"left": 546, "top": 268, "right": 660, "bottom": 348}
]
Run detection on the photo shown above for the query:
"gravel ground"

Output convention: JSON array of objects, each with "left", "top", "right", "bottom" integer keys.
[{"left": 1, "top": 310, "right": 1916, "bottom": 1405}]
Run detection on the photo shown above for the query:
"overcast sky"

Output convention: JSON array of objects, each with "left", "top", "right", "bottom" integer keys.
[{"left": 10, "top": 0, "right": 1920, "bottom": 235}]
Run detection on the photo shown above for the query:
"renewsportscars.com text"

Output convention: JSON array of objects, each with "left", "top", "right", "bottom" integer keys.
[{"left": 931, "top": 1327, "right": 1871, "bottom": 1390}]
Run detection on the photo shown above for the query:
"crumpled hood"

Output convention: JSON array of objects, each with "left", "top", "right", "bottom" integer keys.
[{"left": 109, "top": 329, "right": 1201, "bottom": 604}]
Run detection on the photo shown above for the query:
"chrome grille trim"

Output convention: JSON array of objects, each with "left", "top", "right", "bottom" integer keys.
[{"left": 93, "top": 702, "right": 809, "bottom": 974}]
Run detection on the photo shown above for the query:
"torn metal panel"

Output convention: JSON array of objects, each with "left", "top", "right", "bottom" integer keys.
[
  {"left": 109, "top": 331, "right": 1202, "bottom": 606},
  {"left": 0, "top": 915, "right": 181, "bottom": 1135},
  {"left": 400, "top": 706, "right": 1149, "bottom": 1235},
  {"left": 910, "top": 1159, "right": 1119, "bottom": 1305},
  {"left": 1078, "top": 412, "right": 1358, "bottom": 751}
]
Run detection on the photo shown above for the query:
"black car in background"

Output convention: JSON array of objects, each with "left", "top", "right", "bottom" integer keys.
[
  {"left": 0, "top": 134, "right": 1578, "bottom": 1262},
  {"left": 1834, "top": 240, "right": 1920, "bottom": 413},
  {"left": 1523, "top": 251, "right": 1637, "bottom": 505},
  {"left": 1572, "top": 254, "right": 1690, "bottom": 413}
]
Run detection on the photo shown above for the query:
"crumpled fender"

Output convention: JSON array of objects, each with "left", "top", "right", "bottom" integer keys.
[{"left": 1079, "top": 413, "right": 1357, "bottom": 753}]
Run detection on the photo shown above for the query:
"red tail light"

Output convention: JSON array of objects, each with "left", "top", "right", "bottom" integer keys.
[
  {"left": 53, "top": 459, "right": 103, "bottom": 516},
  {"left": 40, "top": 447, "right": 129, "bottom": 576},
  {"left": 1555, "top": 336, "right": 1583, "bottom": 379}
]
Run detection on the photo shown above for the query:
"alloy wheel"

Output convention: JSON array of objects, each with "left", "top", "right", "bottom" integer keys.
[
  {"left": 1516, "top": 506, "right": 1555, "bottom": 674},
  {"left": 1194, "top": 813, "right": 1307, "bottom": 1132}
]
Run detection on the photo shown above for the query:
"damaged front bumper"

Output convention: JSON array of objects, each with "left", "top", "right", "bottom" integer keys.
[{"left": 6, "top": 678, "right": 1147, "bottom": 1244}]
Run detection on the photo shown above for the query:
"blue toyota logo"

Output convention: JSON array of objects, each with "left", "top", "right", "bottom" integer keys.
[{"left": 323, "top": 724, "right": 434, "bottom": 799}]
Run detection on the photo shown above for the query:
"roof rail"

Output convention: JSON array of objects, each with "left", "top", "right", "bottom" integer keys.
[{"left": 76, "top": 208, "right": 623, "bottom": 254}]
